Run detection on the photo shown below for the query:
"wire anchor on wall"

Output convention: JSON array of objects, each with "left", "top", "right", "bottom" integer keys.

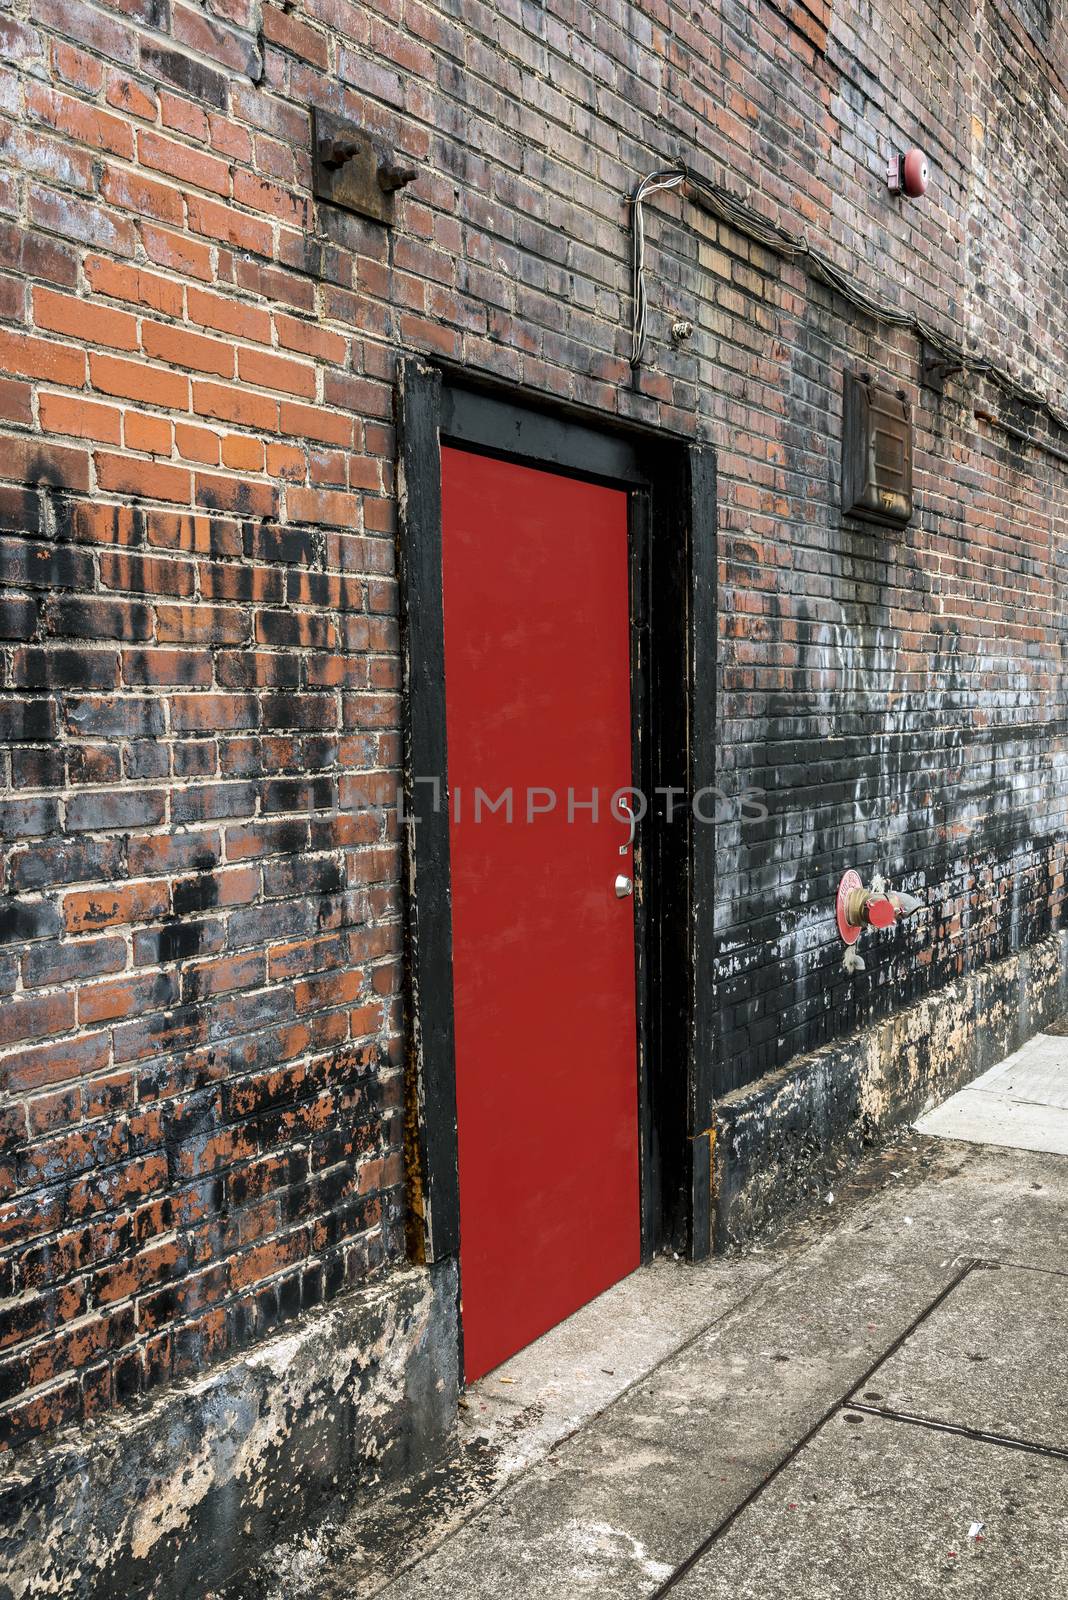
[{"left": 628, "top": 161, "right": 1068, "bottom": 440}]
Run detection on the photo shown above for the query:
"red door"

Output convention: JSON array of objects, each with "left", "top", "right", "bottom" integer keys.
[{"left": 440, "top": 446, "right": 640, "bottom": 1382}]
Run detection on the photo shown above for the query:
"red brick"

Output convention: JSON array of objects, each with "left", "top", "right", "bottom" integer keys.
[
  {"left": 0, "top": 379, "right": 32, "bottom": 426},
  {"left": 90, "top": 352, "right": 189, "bottom": 410},
  {"left": 0, "top": 436, "right": 90, "bottom": 491},
  {"left": 32, "top": 287, "right": 138, "bottom": 350},
  {"left": 122, "top": 645, "right": 211, "bottom": 684},
  {"left": 187, "top": 286, "right": 271, "bottom": 344},
  {"left": 194, "top": 472, "right": 277, "bottom": 517},
  {"left": 237, "top": 347, "right": 316, "bottom": 398},
  {"left": 274, "top": 314, "right": 348, "bottom": 365},
  {"left": 71, "top": 502, "right": 140, "bottom": 546},
  {"left": 105, "top": 73, "right": 157, "bottom": 122},
  {"left": 123, "top": 412, "right": 173, "bottom": 455},
  {"left": 261, "top": 3, "right": 329, "bottom": 66},
  {"left": 193, "top": 380, "right": 278, "bottom": 431},
  {"left": 279, "top": 400, "right": 353, "bottom": 446},
  {"left": 64, "top": 881, "right": 171, "bottom": 933},
  {"left": 138, "top": 129, "right": 231, "bottom": 196},
  {"left": 127, "top": 829, "right": 221, "bottom": 876},
  {"left": 100, "top": 165, "right": 185, "bottom": 226},
  {"left": 305, "top": 653, "right": 366, "bottom": 688},
  {"left": 398, "top": 313, "right": 461, "bottom": 360},
  {"left": 26, "top": 84, "right": 134, "bottom": 159},
  {"left": 170, "top": 693, "right": 258, "bottom": 732},
  {"left": 172, "top": 0, "right": 259, "bottom": 73},
  {"left": 52, "top": 41, "right": 104, "bottom": 92},
  {"left": 287, "top": 487, "right": 360, "bottom": 527},
  {"left": 349, "top": 1001, "right": 384, "bottom": 1038},
  {"left": 78, "top": 972, "right": 180, "bottom": 1025},
  {"left": 181, "top": 864, "right": 258, "bottom": 906},
  {"left": 266, "top": 441, "right": 305, "bottom": 479},
  {"left": 94, "top": 1237, "right": 185, "bottom": 1306},
  {"left": 232, "top": 170, "right": 309, "bottom": 229},
  {"left": 0, "top": 1379, "right": 81, "bottom": 1448},
  {"left": 0, "top": 271, "right": 25, "bottom": 322},
  {"left": 84, "top": 254, "right": 184, "bottom": 318},
  {"left": 182, "top": 951, "right": 265, "bottom": 997},
  {"left": 142, "top": 320, "right": 235, "bottom": 377},
  {"left": 67, "top": 1154, "right": 168, "bottom": 1217},
  {"left": 158, "top": 92, "right": 209, "bottom": 142},
  {"left": 200, "top": 562, "right": 280, "bottom": 604},
  {"left": 221, "top": 433, "right": 265, "bottom": 471},
  {"left": 95, "top": 454, "right": 192, "bottom": 504},
  {"left": 208, "top": 113, "right": 251, "bottom": 163},
  {"left": 9, "top": 0, "right": 1057, "bottom": 1469},
  {"left": 99, "top": 551, "right": 196, "bottom": 596},
  {"left": 227, "top": 1228, "right": 309, "bottom": 1291},
  {"left": 187, "top": 195, "right": 272, "bottom": 255},
  {"left": 293, "top": 969, "right": 364, "bottom": 1012},
  {"left": 0, "top": 329, "right": 85, "bottom": 386},
  {"left": 173, "top": 1130, "right": 255, "bottom": 1182},
  {"left": 0, "top": 990, "right": 76, "bottom": 1050},
  {"left": 38, "top": 399, "right": 120, "bottom": 455},
  {"left": 157, "top": 603, "right": 247, "bottom": 645},
  {"left": 235, "top": 257, "right": 314, "bottom": 313},
  {"left": 141, "top": 224, "right": 214, "bottom": 283},
  {"left": 175, "top": 422, "right": 220, "bottom": 464},
  {"left": 145, "top": 509, "right": 241, "bottom": 558}
]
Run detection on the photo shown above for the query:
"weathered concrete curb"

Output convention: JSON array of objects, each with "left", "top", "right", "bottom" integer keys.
[
  {"left": 0, "top": 1261, "right": 458, "bottom": 1600},
  {"left": 713, "top": 931, "right": 1068, "bottom": 1249}
]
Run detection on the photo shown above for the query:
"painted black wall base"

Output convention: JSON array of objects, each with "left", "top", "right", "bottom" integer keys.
[
  {"left": 712, "top": 933, "right": 1068, "bottom": 1250},
  {"left": 0, "top": 1264, "right": 458, "bottom": 1600}
]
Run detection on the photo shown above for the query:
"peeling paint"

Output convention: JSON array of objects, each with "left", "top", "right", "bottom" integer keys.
[
  {"left": 713, "top": 933, "right": 1068, "bottom": 1250},
  {"left": 0, "top": 1265, "right": 458, "bottom": 1600}
]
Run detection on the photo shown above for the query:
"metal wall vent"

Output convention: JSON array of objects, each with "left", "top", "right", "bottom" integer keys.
[{"left": 842, "top": 370, "right": 913, "bottom": 526}]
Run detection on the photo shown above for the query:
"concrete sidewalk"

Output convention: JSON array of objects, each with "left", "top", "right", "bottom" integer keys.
[
  {"left": 917, "top": 1026, "right": 1068, "bottom": 1155},
  {"left": 234, "top": 1131, "right": 1068, "bottom": 1600}
]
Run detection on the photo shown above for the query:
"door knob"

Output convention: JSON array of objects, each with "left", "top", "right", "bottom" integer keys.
[{"left": 615, "top": 874, "right": 633, "bottom": 898}]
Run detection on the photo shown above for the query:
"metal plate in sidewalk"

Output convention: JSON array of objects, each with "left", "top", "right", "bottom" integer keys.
[
  {"left": 672, "top": 1409, "right": 1068, "bottom": 1598},
  {"left": 855, "top": 1265, "right": 1068, "bottom": 1453}
]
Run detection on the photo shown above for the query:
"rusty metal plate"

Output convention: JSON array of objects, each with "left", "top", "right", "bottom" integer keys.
[
  {"left": 842, "top": 370, "right": 913, "bottom": 526},
  {"left": 311, "top": 108, "right": 415, "bottom": 224}
]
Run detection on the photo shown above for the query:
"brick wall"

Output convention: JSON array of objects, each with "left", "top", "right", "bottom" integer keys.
[{"left": 1, "top": 0, "right": 1066, "bottom": 1445}]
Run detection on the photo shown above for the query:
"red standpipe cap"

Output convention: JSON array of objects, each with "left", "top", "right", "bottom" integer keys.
[{"left": 866, "top": 896, "right": 898, "bottom": 930}]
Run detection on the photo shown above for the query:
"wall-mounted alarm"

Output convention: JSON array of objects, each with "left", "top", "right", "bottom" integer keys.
[{"left": 887, "top": 148, "right": 929, "bottom": 198}]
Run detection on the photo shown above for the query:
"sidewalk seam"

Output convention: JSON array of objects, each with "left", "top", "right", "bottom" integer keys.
[
  {"left": 647, "top": 1254, "right": 983, "bottom": 1598},
  {"left": 843, "top": 1403, "right": 1068, "bottom": 1463}
]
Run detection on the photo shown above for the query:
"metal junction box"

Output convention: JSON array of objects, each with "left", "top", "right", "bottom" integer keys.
[{"left": 841, "top": 371, "right": 913, "bottom": 526}]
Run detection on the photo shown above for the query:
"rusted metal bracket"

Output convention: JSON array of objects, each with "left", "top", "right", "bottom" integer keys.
[
  {"left": 920, "top": 337, "right": 964, "bottom": 394},
  {"left": 312, "top": 108, "right": 416, "bottom": 224}
]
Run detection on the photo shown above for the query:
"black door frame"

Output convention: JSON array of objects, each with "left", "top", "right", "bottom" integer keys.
[{"left": 395, "top": 357, "right": 717, "bottom": 1293}]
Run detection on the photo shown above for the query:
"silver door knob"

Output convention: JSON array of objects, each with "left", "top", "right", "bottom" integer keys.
[{"left": 615, "top": 874, "right": 633, "bottom": 898}]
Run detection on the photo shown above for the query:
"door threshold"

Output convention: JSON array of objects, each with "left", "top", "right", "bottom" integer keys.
[{"left": 460, "top": 1251, "right": 771, "bottom": 1479}]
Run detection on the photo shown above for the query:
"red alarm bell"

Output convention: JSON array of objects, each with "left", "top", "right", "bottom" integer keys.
[{"left": 887, "top": 148, "right": 930, "bottom": 198}]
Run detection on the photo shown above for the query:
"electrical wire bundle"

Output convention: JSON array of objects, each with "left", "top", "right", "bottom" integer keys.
[{"left": 629, "top": 161, "right": 1068, "bottom": 441}]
